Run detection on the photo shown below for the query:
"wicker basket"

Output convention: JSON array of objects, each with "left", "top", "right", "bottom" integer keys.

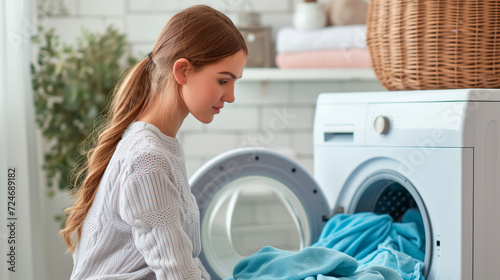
[{"left": 367, "top": 0, "right": 500, "bottom": 91}]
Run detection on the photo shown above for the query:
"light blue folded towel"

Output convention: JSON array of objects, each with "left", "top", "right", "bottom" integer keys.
[{"left": 224, "top": 210, "right": 425, "bottom": 280}]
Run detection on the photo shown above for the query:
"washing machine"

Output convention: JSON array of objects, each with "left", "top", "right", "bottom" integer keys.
[{"left": 189, "top": 88, "right": 500, "bottom": 280}]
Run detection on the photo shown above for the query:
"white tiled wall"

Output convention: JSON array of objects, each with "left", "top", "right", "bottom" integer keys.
[
  {"left": 79, "top": 0, "right": 125, "bottom": 16},
  {"left": 36, "top": 0, "right": 334, "bottom": 54}
]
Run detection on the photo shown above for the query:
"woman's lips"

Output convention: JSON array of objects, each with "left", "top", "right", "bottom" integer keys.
[{"left": 213, "top": 107, "right": 220, "bottom": 114}]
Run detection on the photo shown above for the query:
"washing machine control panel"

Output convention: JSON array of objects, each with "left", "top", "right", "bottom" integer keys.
[{"left": 366, "top": 102, "right": 473, "bottom": 147}]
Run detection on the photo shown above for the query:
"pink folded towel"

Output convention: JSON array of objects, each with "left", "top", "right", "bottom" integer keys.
[{"left": 276, "top": 48, "right": 371, "bottom": 69}]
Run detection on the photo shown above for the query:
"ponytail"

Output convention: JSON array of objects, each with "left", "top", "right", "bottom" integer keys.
[{"left": 59, "top": 57, "right": 151, "bottom": 253}]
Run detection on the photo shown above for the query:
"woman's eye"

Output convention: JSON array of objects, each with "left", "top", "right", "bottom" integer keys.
[{"left": 219, "top": 80, "right": 228, "bottom": 85}]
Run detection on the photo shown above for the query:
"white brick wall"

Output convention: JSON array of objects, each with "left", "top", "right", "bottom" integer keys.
[
  {"left": 179, "top": 0, "right": 290, "bottom": 13},
  {"left": 35, "top": 0, "right": 371, "bottom": 61},
  {"left": 43, "top": 17, "right": 124, "bottom": 44},
  {"left": 206, "top": 106, "right": 259, "bottom": 131},
  {"left": 291, "top": 82, "right": 343, "bottom": 104},
  {"left": 128, "top": 0, "right": 180, "bottom": 12},
  {"left": 235, "top": 82, "right": 291, "bottom": 105},
  {"left": 249, "top": 0, "right": 290, "bottom": 12},
  {"left": 125, "top": 14, "right": 175, "bottom": 43},
  {"left": 37, "top": 0, "right": 332, "bottom": 58},
  {"left": 179, "top": 113, "right": 204, "bottom": 132},
  {"left": 293, "top": 132, "right": 314, "bottom": 156},
  {"left": 183, "top": 132, "right": 239, "bottom": 157},
  {"left": 262, "top": 106, "right": 314, "bottom": 130},
  {"left": 80, "top": 0, "right": 125, "bottom": 16}
]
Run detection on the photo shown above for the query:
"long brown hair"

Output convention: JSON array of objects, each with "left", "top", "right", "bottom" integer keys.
[{"left": 60, "top": 5, "right": 248, "bottom": 253}]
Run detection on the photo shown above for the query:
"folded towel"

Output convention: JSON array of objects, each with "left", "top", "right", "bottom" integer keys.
[
  {"left": 276, "top": 25, "right": 367, "bottom": 54},
  {"left": 275, "top": 48, "right": 371, "bottom": 69}
]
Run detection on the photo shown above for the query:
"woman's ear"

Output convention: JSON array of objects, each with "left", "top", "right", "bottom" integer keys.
[{"left": 173, "top": 58, "right": 191, "bottom": 85}]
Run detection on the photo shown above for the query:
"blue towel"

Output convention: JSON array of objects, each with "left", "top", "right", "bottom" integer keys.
[
  {"left": 357, "top": 210, "right": 425, "bottom": 280},
  {"left": 311, "top": 213, "right": 393, "bottom": 260},
  {"left": 305, "top": 266, "right": 404, "bottom": 280},
  {"left": 228, "top": 246, "right": 357, "bottom": 280},
  {"left": 224, "top": 210, "right": 425, "bottom": 280},
  {"left": 391, "top": 208, "right": 426, "bottom": 260},
  {"left": 225, "top": 246, "right": 402, "bottom": 280},
  {"left": 357, "top": 238, "right": 424, "bottom": 280}
]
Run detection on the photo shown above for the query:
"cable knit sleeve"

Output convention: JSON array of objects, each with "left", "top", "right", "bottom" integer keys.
[{"left": 119, "top": 151, "right": 206, "bottom": 280}]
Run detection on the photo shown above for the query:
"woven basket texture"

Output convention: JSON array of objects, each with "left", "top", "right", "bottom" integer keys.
[{"left": 367, "top": 0, "right": 500, "bottom": 91}]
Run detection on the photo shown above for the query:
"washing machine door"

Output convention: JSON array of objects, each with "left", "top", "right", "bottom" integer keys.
[{"left": 189, "top": 147, "right": 330, "bottom": 280}]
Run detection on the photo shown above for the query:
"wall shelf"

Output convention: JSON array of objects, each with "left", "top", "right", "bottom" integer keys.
[{"left": 240, "top": 68, "right": 378, "bottom": 82}]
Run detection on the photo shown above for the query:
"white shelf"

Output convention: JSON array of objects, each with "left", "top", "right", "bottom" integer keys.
[{"left": 240, "top": 68, "right": 378, "bottom": 82}]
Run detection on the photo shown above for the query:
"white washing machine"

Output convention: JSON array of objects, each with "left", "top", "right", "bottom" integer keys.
[{"left": 190, "top": 89, "right": 500, "bottom": 280}]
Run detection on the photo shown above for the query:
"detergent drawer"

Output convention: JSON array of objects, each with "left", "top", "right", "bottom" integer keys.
[
  {"left": 366, "top": 102, "right": 475, "bottom": 148},
  {"left": 314, "top": 103, "right": 369, "bottom": 146}
]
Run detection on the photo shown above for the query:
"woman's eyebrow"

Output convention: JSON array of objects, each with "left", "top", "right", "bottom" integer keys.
[{"left": 218, "top": 71, "right": 242, "bottom": 79}]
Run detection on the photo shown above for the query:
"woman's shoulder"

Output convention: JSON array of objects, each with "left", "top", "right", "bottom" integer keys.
[
  {"left": 120, "top": 140, "right": 182, "bottom": 178},
  {"left": 116, "top": 122, "right": 184, "bottom": 177}
]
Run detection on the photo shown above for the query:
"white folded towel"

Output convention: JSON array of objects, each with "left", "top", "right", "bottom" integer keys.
[{"left": 276, "top": 24, "right": 366, "bottom": 54}]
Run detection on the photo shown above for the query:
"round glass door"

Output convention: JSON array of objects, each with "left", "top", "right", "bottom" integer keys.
[
  {"left": 201, "top": 176, "right": 310, "bottom": 277},
  {"left": 190, "top": 147, "right": 330, "bottom": 280}
]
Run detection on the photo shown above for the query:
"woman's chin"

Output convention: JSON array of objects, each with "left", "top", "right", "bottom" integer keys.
[{"left": 194, "top": 115, "right": 214, "bottom": 124}]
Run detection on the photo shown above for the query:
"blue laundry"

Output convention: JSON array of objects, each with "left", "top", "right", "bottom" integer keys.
[
  {"left": 227, "top": 246, "right": 357, "bottom": 280},
  {"left": 304, "top": 266, "right": 404, "bottom": 280},
  {"left": 313, "top": 210, "right": 424, "bottom": 280},
  {"left": 224, "top": 210, "right": 425, "bottom": 280},
  {"left": 357, "top": 238, "right": 424, "bottom": 280},
  {"left": 311, "top": 212, "right": 393, "bottom": 260},
  {"left": 357, "top": 210, "right": 425, "bottom": 280},
  {"left": 390, "top": 208, "right": 426, "bottom": 259},
  {"left": 224, "top": 246, "right": 402, "bottom": 280}
]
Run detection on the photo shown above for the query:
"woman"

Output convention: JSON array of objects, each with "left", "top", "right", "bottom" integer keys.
[{"left": 60, "top": 5, "right": 248, "bottom": 279}]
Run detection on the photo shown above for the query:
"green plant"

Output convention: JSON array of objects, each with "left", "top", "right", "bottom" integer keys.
[{"left": 31, "top": 26, "right": 138, "bottom": 201}]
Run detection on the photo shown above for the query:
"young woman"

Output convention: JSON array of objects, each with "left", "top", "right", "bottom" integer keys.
[{"left": 60, "top": 5, "right": 247, "bottom": 279}]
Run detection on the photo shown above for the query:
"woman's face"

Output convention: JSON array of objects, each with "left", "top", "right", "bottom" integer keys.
[{"left": 179, "top": 50, "right": 247, "bottom": 124}]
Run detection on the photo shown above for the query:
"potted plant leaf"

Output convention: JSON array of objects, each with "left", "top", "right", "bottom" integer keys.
[{"left": 31, "top": 25, "right": 137, "bottom": 225}]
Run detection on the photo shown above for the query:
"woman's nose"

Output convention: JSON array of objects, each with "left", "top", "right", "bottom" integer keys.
[{"left": 223, "top": 88, "right": 235, "bottom": 103}]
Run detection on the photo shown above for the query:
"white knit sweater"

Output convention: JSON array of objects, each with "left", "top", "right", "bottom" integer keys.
[{"left": 70, "top": 121, "right": 210, "bottom": 280}]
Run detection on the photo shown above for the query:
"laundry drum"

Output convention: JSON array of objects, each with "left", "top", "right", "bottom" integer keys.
[{"left": 349, "top": 170, "right": 432, "bottom": 277}]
